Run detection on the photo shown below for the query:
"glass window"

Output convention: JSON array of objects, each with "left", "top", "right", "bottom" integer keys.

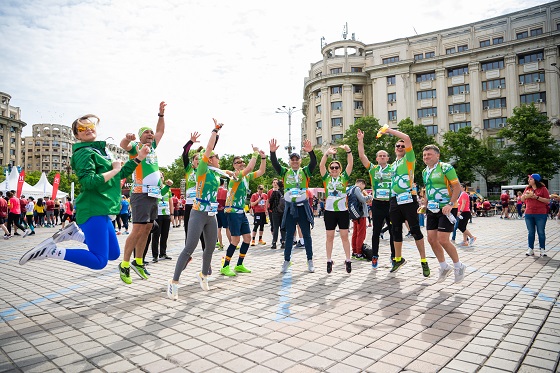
[
  {"left": 330, "top": 85, "right": 342, "bottom": 94},
  {"left": 315, "top": 72, "right": 322, "bottom": 77},
  {"left": 516, "top": 31, "right": 528, "bottom": 39},
  {"left": 482, "top": 78, "right": 506, "bottom": 91},
  {"left": 331, "top": 118, "right": 343, "bottom": 127},
  {"left": 449, "top": 122, "right": 471, "bottom": 132},
  {"left": 387, "top": 76, "right": 396, "bottom": 85},
  {"left": 520, "top": 92, "right": 546, "bottom": 104},
  {"left": 387, "top": 93, "right": 396, "bottom": 102},
  {"left": 519, "top": 72, "right": 545, "bottom": 84},
  {"left": 316, "top": 136, "right": 322, "bottom": 146},
  {"left": 493, "top": 37, "right": 504, "bottom": 44},
  {"left": 458, "top": 45, "right": 468, "bottom": 52},
  {"left": 388, "top": 111, "right": 397, "bottom": 121},
  {"left": 331, "top": 101, "right": 342, "bottom": 110},
  {"left": 414, "top": 54, "right": 424, "bottom": 61},
  {"left": 417, "top": 90, "right": 437, "bottom": 100},
  {"left": 382, "top": 56, "right": 399, "bottom": 64},
  {"left": 332, "top": 134, "right": 343, "bottom": 143},
  {"left": 351, "top": 67, "right": 362, "bottom": 72},
  {"left": 446, "top": 47, "right": 456, "bottom": 55},
  {"left": 425, "top": 125, "right": 438, "bottom": 135},
  {"left": 518, "top": 51, "right": 544, "bottom": 64},
  {"left": 480, "top": 40, "right": 490, "bottom": 47},
  {"left": 482, "top": 98, "right": 507, "bottom": 109},
  {"left": 330, "top": 67, "right": 342, "bottom": 74},
  {"left": 314, "top": 90, "right": 321, "bottom": 99},
  {"left": 448, "top": 84, "right": 470, "bottom": 95},
  {"left": 530, "top": 28, "right": 543, "bottom": 36},
  {"left": 425, "top": 51, "right": 435, "bottom": 58},
  {"left": 353, "top": 85, "right": 363, "bottom": 93},
  {"left": 417, "top": 107, "right": 437, "bottom": 118},
  {"left": 483, "top": 117, "right": 507, "bottom": 129},
  {"left": 416, "top": 72, "right": 435, "bottom": 82},
  {"left": 448, "top": 103, "right": 470, "bottom": 114},
  {"left": 354, "top": 101, "right": 363, "bottom": 110},
  {"left": 316, "top": 105, "right": 321, "bottom": 114},
  {"left": 447, "top": 66, "right": 469, "bottom": 77},
  {"left": 481, "top": 59, "right": 504, "bottom": 71},
  {"left": 316, "top": 121, "right": 322, "bottom": 129}
]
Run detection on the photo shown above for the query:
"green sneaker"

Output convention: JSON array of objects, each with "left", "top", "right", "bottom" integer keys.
[
  {"left": 234, "top": 264, "right": 252, "bottom": 273},
  {"left": 390, "top": 258, "right": 406, "bottom": 273},
  {"left": 119, "top": 263, "right": 132, "bottom": 284},
  {"left": 421, "top": 261, "right": 430, "bottom": 277},
  {"left": 131, "top": 260, "right": 149, "bottom": 280},
  {"left": 220, "top": 266, "right": 237, "bottom": 276}
]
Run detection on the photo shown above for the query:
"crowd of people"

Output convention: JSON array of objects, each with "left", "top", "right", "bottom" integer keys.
[{"left": 10, "top": 103, "right": 559, "bottom": 301}]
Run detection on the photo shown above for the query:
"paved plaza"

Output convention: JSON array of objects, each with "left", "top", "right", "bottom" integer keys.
[{"left": 1, "top": 215, "right": 559, "bottom": 372}]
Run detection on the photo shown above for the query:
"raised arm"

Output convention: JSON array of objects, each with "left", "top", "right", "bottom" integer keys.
[
  {"left": 302, "top": 139, "right": 316, "bottom": 173},
  {"left": 204, "top": 118, "right": 223, "bottom": 159},
  {"left": 154, "top": 101, "right": 166, "bottom": 146},
  {"left": 383, "top": 128, "right": 412, "bottom": 149},
  {"left": 120, "top": 133, "right": 136, "bottom": 152},
  {"left": 320, "top": 147, "right": 336, "bottom": 176},
  {"left": 357, "top": 129, "right": 370, "bottom": 168},
  {"left": 241, "top": 145, "right": 260, "bottom": 175},
  {"left": 254, "top": 150, "right": 267, "bottom": 178},
  {"left": 269, "top": 138, "right": 282, "bottom": 175},
  {"left": 182, "top": 132, "right": 201, "bottom": 169},
  {"left": 340, "top": 144, "right": 353, "bottom": 175}
]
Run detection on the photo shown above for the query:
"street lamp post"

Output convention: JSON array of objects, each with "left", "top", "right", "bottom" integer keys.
[{"left": 275, "top": 106, "right": 301, "bottom": 155}]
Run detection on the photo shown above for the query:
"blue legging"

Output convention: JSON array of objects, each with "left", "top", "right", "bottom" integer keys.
[{"left": 64, "top": 216, "right": 120, "bottom": 270}]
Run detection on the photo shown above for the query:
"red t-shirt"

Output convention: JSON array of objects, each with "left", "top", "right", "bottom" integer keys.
[
  {"left": 20, "top": 198, "right": 27, "bottom": 213},
  {"left": 217, "top": 187, "right": 227, "bottom": 211},
  {"left": 500, "top": 192, "right": 510, "bottom": 204},
  {"left": 251, "top": 192, "right": 268, "bottom": 213},
  {"left": 46, "top": 200, "right": 55, "bottom": 211},
  {"left": 0, "top": 198, "right": 7, "bottom": 218},
  {"left": 458, "top": 192, "right": 470, "bottom": 212},
  {"left": 8, "top": 197, "right": 21, "bottom": 215},
  {"left": 172, "top": 196, "right": 179, "bottom": 209},
  {"left": 523, "top": 186, "right": 550, "bottom": 215}
]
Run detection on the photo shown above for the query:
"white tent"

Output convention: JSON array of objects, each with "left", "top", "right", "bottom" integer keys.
[
  {"left": 0, "top": 168, "right": 45, "bottom": 198},
  {"left": 32, "top": 172, "right": 68, "bottom": 199}
]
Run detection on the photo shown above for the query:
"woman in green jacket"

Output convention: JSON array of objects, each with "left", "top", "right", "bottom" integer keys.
[{"left": 20, "top": 114, "right": 149, "bottom": 269}]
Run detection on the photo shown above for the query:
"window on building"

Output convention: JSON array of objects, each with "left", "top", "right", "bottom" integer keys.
[
  {"left": 449, "top": 122, "right": 471, "bottom": 132},
  {"left": 518, "top": 51, "right": 544, "bottom": 64},
  {"left": 483, "top": 98, "right": 507, "bottom": 109},
  {"left": 519, "top": 72, "right": 545, "bottom": 84},
  {"left": 448, "top": 84, "right": 470, "bottom": 95},
  {"left": 10, "top": 127, "right": 15, "bottom": 132},
  {"left": 448, "top": 103, "right": 470, "bottom": 114},
  {"left": 351, "top": 67, "right": 362, "bottom": 72},
  {"left": 331, "top": 101, "right": 342, "bottom": 110},
  {"left": 332, "top": 134, "right": 343, "bottom": 143},
  {"left": 493, "top": 37, "right": 504, "bottom": 44},
  {"left": 316, "top": 121, "right": 322, "bottom": 129},
  {"left": 417, "top": 90, "right": 437, "bottom": 100},
  {"left": 330, "top": 67, "right": 342, "bottom": 74},
  {"left": 10, "top": 149, "right": 15, "bottom": 156},
  {"left": 483, "top": 117, "right": 507, "bottom": 129},
  {"left": 457, "top": 44, "right": 468, "bottom": 52},
  {"left": 447, "top": 66, "right": 469, "bottom": 77},
  {"left": 314, "top": 90, "right": 321, "bottom": 99},
  {"left": 387, "top": 93, "right": 396, "bottom": 102},
  {"left": 414, "top": 54, "right": 424, "bottom": 61},
  {"left": 315, "top": 71, "right": 322, "bottom": 77},
  {"left": 316, "top": 105, "right": 321, "bottom": 114},
  {"left": 520, "top": 92, "right": 546, "bottom": 104},
  {"left": 388, "top": 110, "right": 397, "bottom": 121},
  {"left": 530, "top": 28, "right": 543, "bottom": 36},
  {"left": 481, "top": 59, "right": 504, "bottom": 71},
  {"left": 316, "top": 136, "right": 322, "bottom": 146},
  {"left": 480, "top": 40, "right": 490, "bottom": 47},
  {"left": 425, "top": 125, "right": 438, "bottom": 135},
  {"left": 354, "top": 117, "right": 361, "bottom": 123},
  {"left": 516, "top": 31, "right": 528, "bottom": 39},
  {"left": 331, "top": 85, "right": 342, "bottom": 94},
  {"left": 425, "top": 51, "right": 435, "bottom": 58},
  {"left": 382, "top": 56, "right": 400, "bottom": 64},
  {"left": 387, "top": 76, "right": 396, "bottom": 85},
  {"left": 353, "top": 85, "right": 363, "bottom": 93},
  {"left": 416, "top": 72, "right": 436, "bottom": 82},
  {"left": 482, "top": 78, "right": 506, "bottom": 91},
  {"left": 446, "top": 47, "right": 456, "bottom": 55},
  {"left": 10, "top": 138, "right": 16, "bottom": 144},
  {"left": 417, "top": 107, "right": 437, "bottom": 118},
  {"left": 331, "top": 118, "right": 343, "bottom": 127},
  {"left": 354, "top": 101, "right": 363, "bottom": 109}
]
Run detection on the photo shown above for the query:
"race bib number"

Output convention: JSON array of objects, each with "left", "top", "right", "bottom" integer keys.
[
  {"left": 259, "top": 200, "right": 265, "bottom": 206},
  {"left": 396, "top": 191, "right": 413, "bottom": 205},
  {"left": 208, "top": 202, "right": 219, "bottom": 216},
  {"left": 375, "top": 189, "right": 390, "bottom": 199},
  {"left": 147, "top": 186, "right": 161, "bottom": 198},
  {"left": 427, "top": 201, "right": 440, "bottom": 213}
]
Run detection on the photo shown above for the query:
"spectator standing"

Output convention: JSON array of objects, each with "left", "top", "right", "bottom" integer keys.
[
  {"left": 25, "top": 197, "right": 36, "bottom": 235},
  {"left": 456, "top": 183, "right": 476, "bottom": 247},
  {"left": 34, "top": 198, "right": 46, "bottom": 227},
  {"left": 0, "top": 191, "right": 10, "bottom": 238},
  {"left": 500, "top": 190, "right": 510, "bottom": 219},
  {"left": 45, "top": 196, "right": 55, "bottom": 227},
  {"left": 216, "top": 179, "right": 230, "bottom": 250},
  {"left": 119, "top": 195, "right": 130, "bottom": 234},
  {"left": 250, "top": 185, "right": 268, "bottom": 246},
  {"left": 516, "top": 191, "right": 524, "bottom": 219},
  {"left": 522, "top": 174, "right": 550, "bottom": 257},
  {"left": 269, "top": 180, "right": 286, "bottom": 249}
]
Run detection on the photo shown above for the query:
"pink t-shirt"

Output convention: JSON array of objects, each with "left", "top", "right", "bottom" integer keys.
[
  {"left": 8, "top": 197, "right": 21, "bottom": 215},
  {"left": 458, "top": 192, "right": 470, "bottom": 212}
]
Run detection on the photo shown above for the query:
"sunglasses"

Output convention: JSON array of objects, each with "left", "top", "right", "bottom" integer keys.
[
  {"left": 76, "top": 123, "right": 96, "bottom": 132},
  {"left": 234, "top": 161, "right": 245, "bottom": 165},
  {"left": 210, "top": 154, "right": 220, "bottom": 159},
  {"left": 330, "top": 166, "right": 340, "bottom": 170},
  {"left": 395, "top": 144, "right": 405, "bottom": 149}
]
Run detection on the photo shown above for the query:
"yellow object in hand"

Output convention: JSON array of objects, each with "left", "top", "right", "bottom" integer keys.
[{"left": 376, "top": 124, "right": 389, "bottom": 139}]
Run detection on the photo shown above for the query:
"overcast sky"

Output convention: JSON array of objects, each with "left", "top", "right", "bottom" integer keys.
[{"left": 0, "top": 0, "right": 549, "bottom": 166}]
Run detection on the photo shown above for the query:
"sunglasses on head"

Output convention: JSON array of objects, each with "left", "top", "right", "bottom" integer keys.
[
  {"left": 330, "top": 166, "right": 340, "bottom": 170},
  {"left": 395, "top": 144, "right": 405, "bottom": 149}
]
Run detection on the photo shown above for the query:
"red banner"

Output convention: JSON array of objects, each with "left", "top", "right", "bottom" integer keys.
[
  {"left": 16, "top": 170, "right": 25, "bottom": 198},
  {"left": 52, "top": 173, "right": 61, "bottom": 200}
]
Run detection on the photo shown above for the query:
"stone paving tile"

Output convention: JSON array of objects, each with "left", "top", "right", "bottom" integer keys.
[{"left": 1, "top": 217, "right": 558, "bottom": 371}]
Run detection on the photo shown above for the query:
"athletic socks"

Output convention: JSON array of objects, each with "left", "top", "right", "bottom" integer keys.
[
  {"left": 224, "top": 244, "right": 236, "bottom": 267},
  {"left": 237, "top": 242, "right": 250, "bottom": 266},
  {"left": 122, "top": 261, "right": 130, "bottom": 268}
]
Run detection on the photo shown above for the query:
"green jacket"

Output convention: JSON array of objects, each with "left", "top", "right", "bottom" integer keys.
[{"left": 71, "top": 141, "right": 138, "bottom": 225}]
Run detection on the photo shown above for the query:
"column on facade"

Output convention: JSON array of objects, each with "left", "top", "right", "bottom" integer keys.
[
  {"left": 504, "top": 55, "right": 518, "bottom": 117},
  {"left": 343, "top": 83, "right": 353, "bottom": 133},
  {"left": 468, "top": 62, "right": 483, "bottom": 136},
  {"left": 321, "top": 86, "right": 329, "bottom": 149},
  {"left": 435, "top": 68, "right": 447, "bottom": 138},
  {"left": 544, "top": 46, "right": 559, "bottom": 119}
]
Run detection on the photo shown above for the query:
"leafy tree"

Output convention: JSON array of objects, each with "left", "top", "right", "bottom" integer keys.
[
  {"left": 24, "top": 171, "right": 42, "bottom": 187},
  {"left": 472, "top": 137, "right": 507, "bottom": 188},
  {"left": 47, "top": 170, "right": 81, "bottom": 196},
  {"left": 160, "top": 156, "right": 186, "bottom": 189},
  {"left": 441, "top": 127, "right": 481, "bottom": 183},
  {"left": 499, "top": 103, "right": 560, "bottom": 181}
]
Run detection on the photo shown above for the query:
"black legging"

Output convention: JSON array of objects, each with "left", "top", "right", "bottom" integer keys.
[
  {"left": 151, "top": 215, "right": 171, "bottom": 258},
  {"left": 252, "top": 212, "right": 266, "bottom": 233},
  {"left": 371, "top": 200, "right": 395, "bottom": 259},
  {"left": 184, "top": 204, "right": 205, "bottom": 250},
  {"left": 270, "top": 212, "right": 286, "bottom": 245},
  {"left": 7, "top": 212, "right": 26, "bottom": 234}
]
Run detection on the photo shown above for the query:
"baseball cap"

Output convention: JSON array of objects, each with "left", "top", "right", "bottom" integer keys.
[
  {"left": 289, "top": 153, "right": 301, "bottom": 160},
  {"left": 138, "top": 126, "right": 153, "bottom": 138},
  {"left": 529, "top": 173, "right": 541, "bottom": 182}
]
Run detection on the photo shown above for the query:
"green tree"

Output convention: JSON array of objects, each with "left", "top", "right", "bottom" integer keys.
[
  {"left": 160, "top": 157, "right": 186, "bottom": 189},
  {"left": 47, "top": 170, "right": 81, "bottom": 196},
  {"left": 24, "top": 170, "right": 42, "bottom": 187},
  {"left": 471, "top": 137, "right": 507, "bottom": 189},
  {"left": 441, "top": 127, "right": 481, "bottom": 183},
  {"left": 499, "top": 103, "right": 560, "bottom": 181}
]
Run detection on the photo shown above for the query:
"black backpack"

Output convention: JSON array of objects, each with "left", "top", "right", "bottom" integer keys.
[
  {"left": 347, "top": 186, "right": 363, "bottom": 220},
  {"left": 270, "top": 190, "right": 285, "bottom": 214},
  {"left": 362, "top": 243, "right": 373, "bottom": 261}
]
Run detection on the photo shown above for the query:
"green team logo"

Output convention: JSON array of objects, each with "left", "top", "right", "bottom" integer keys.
[{"left": 393, "top": 173, "right": 411, "bottom": 190}]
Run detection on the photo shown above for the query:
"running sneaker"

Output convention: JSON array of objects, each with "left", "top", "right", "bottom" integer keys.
[
  {"left": 296, "top": 242, "right": 305, "bottom": 249},
  {"left": 258, "top": 240, "right": 266, "bottom": 245},
  {"left": 458, "top": 242, "right": 469, "bottom": 247},
  {"left": 345, "top": 260, "right": 352, "bottom": 273},
  {"left": 159, "top": 255, "right": 172, "bottom": 260},
  {"left": 421, "top": 261, "right": 430, "bottom": 277},
  {"left": 271, "top": 243, "right": 277, "bottom": 249},
  {"left": 152, "top": 257, "right": 159, "bottom": 263},
  {"left": 234, "top": 264, "right": 251, "bottom": 273},
  {"left": 468, "top": 237, "right": 477, "bottom": 246},
  {"left": 119, "top": 263, "right": 132, "bottom": 284},
  {"left": 167, "top": 280, "right": 178, "bottom": 300},
  {"left": 281, "top": 260, "right": 291, "bottom": 273},
  {"left": 371, "top": 256, "right": 378, "bottom": 269},
  {"left": 13, "top": 232, "right": 20, "bottom": 236},
  {"left": 354, "top": 254, "right": 366, "bottom": 261},
  {"left": 19, "top": 239, "right": 57, "bottom": 265},
  {"left": 4, "top": 234, "right": 11, "bottom": 239},
  {"left": 250, "top": 240, "right": 256, "bottom": 246},
  {"left": 280, "top": 241, "right": 285, "bottom": 249},
  {"left": 23, "top": 229, "right": 32, "bottom": 238},
  {"left": 220, "top": 266, "right": 237, "bottom": 276},
  {"left": 540, "top": 248, "right": 547, "bottom": 257},
  {"left": 307, "top": 259, "right": 315, "bottom": 273},
  {"left": 327, "top": 260, "right": 333, "bottom": 274},
  {"left": 196, "top": 272, "right": 210, "bottom": 291},
  {"left": 526, "top": 248, "right": 534, "bottom": 256},
  {"left": 454, "top": 263, "right": 466, "bottom": 283},
  {"left": 131, "top": 261, "right": 149, "bottom": 280},
  {"left": 52, "top": 222, "right": 85, "bottom": 244},
  {"left": 437, "top": 265, "right": 453, "bottom": 283},
  {"left": 390, "top": 258, "right": 406, "bottom": 273}
]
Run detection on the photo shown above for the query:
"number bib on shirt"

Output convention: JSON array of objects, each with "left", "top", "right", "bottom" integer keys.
[
  {"left": 185, "top": 188, "right": 197, "bottom": 204},
  {"left": 147, "top": 186, "right": 161, "bottom": 198},
  {"left": 427, "top": 201, "right": 440, "bottom": 213},
  {"left": 396, "top": 191, "right": 413, "bottom": 205},
  {"left": 207, "top": 202, "right": 219, "bottom": 216},
  {"left": 376, "top": 189, "right": 390, "bottom": 199},
  {"left": 284, "top": 188, "right": 307, "bottom": 203}
]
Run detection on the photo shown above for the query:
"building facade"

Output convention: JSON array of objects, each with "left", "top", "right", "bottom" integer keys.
[
  {"left": 23, "top": 124, "right": 76, "bottom": 174},
  {"left": 0, "top": 92, "right": 27, "bottom": 170},
  {"left": 302, "top": 2, "right": 560, "bottom": 193}
]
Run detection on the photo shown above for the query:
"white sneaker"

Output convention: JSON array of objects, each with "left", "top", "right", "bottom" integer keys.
[
  {"left": 540, "top": 248, "right": 547, "bottom": 257},
  {"left": 454, "top": 264, "right": 467, "bottom": 284},
  {"left": 196, "top": 272, "right": 210, "bottom": 291},
  {"left": 308, "top": 259, "right": 315, "bottom": 273},
  {"left": 526, "top": 248, "right": 534, "bottom": 256},
  {"left": 19, "top": 239, "right": 57, "bottom": 265},
  {"left": 167, "top": 280, "right": 178, "bottom": 300},
  {"left": 281, "top": 261, "right": 291, "bottom": 273},
  {"left": 23, "top": 229, "right": 32, "bottom": 238},
  {"left": 437, "top": 265, "right": 453, "bottom": 283},
  {"left": 52, "top": 222, "right": 85, "bottom": 244}
]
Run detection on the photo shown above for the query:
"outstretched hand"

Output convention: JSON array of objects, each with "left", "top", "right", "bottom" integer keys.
[
  {"left": 302, "top": 139, "right": 313, "bottom": 153},
  {"left": 269, "top": 139, "right": 280, "bottom": 152},
  {"left": 190, "top": 132, "right": 201, "bottom": 143},
  {"left": 339, "top": 144, "right": 351, "bottom": 152},
  {"left": 357, "top": 129, "right": 364, "bottom": 140},
  {"left": 252, "top": 144, "right": 259, "bottom": 153},
  {"left": 159, "top": 101, "right": 166, "bottom": 115},
  {"left": 212, "top": 118, "right": 224, "bottom": 130},
  {"left": 326, "top": 147, "right": 337, "bottom": 155}
]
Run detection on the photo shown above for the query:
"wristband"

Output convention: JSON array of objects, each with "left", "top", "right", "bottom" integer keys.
[
  {"left": 212, "top": 129, "right": 218, "bottom": 133},
  {"left": 158, "top": 113, "right": 164, "bottom": 117},
  {"left": 346, "top": 150, "right": 352, "bottom": 154},
  {"left": 261, "top": 157, "right": 266, "bottom": 160},
  {"left": 133, "top": 157, "right": 141, "bottom": 165}
]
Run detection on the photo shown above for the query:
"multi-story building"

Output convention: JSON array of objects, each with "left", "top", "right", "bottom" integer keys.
[
  {"left": 302, "top": 2, "right": 560, "bottom": 193},
  {"left": 107, "top": 143, "right": 129, "bottom": 163},
  {"left": 23, "top": 124, "right": 75, "bottom": 174},
  {"left": 0, "top": 92, "right": 27, "bottom": 169}
]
